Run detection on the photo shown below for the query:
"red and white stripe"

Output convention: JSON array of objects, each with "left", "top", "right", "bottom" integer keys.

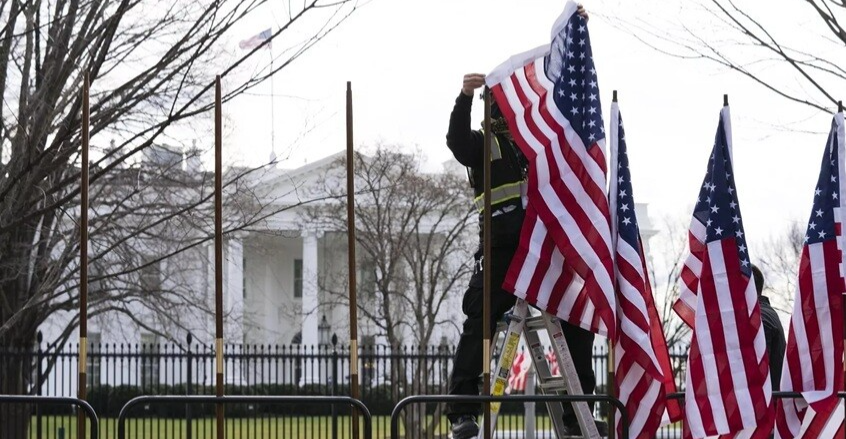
[
  {"left": 485, "top": 8, "right": 615, "bottom": 338},
  {"left": 546, "top": 348, "right": 561, "bottom": 376},
  {"left": 673, "top": 219, "right": 706, "bottom": 328},
  {"left": 682, "top": 239, "right": 772, "bottom": 438},
  {"left": 609, "top": 102, "right": 682, "bottom": 439},
  {"left": 677, "top": 107, "right": 772, "bottom": 438},
  {"left": 507, "top": 349, "right": 530, "bottom": 393},
  {"left": 776, "top": 112, "right": 846, "bottom": 439}
]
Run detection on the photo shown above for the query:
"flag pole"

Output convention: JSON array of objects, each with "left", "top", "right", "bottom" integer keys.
[
  {"left": 269, "top": 47, "right": 276, "bottom": 161},
  {"left": 77, "top": 71, "right": 90, "bottom": 439},
  {"left": 841, "top": 99, "right": 845, "bottom": 428},
  {"left": 723, "top": 94, "right": 729, "bottom": 106},
  {"left": 214, "top": 75, "right": 226, "bottom": 439},
  {"left": 482, "top": 86, "right": 493, "bottom": 439},
  {"left": 346, "top": 81, "right": 361, "bottom": 439},
  {"left": 607, "top": 89, "right": 618, "bottom": 439}
]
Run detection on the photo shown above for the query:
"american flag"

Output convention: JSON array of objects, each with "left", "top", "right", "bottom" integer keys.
[
  {"left": 486, "top": 1, "right": 615, "bottom": 339},
  {"left": 677, "top": 106, "right": 772, "bottom": 438},
  {"left": 546, "top": 348, "right": 561, "bottom": 376},
  {"left": 609, "top": 102, "right": 682, "bottom": 439},
  {"left": 506, "top": 349, "right": 530, "bottom": 393},
  {"left": 239, "top": 28, "right": 272, "bottom": 50},
  {"left": 775, "top": 113, "right": 846, "bottom": 439}
]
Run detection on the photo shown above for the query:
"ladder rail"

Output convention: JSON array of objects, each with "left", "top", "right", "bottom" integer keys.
[
  {"left": 479, "top": 299, "right": 600, "bottom": 439},
  {"left": 544, "top": 316, "right": 600, "bottom": 439}
]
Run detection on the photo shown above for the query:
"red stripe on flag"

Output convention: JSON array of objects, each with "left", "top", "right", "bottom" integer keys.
[
  {"left": 491, "top": 75, "right": 615, "bottom": 335},
  {"left": 697, "top": 240, "right": 742, "bottom": 431}
]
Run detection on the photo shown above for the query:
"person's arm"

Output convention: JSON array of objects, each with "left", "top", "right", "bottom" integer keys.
[
  {"left": 446, "top": 73, "right": 486, "bottom": 167},
  {"left": 446, "top": 93, "right": 483, "bottom": 167}
]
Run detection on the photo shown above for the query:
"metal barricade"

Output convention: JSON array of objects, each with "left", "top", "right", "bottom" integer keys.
[
  {"left": 117, "top": 395, "right": 372, "bottom": 439},
  {"left": 0, "top": 395, "right": 100, "bottom": 439},
  {"left": 390, "top": 394, "right": 628, "bottom": 439}
]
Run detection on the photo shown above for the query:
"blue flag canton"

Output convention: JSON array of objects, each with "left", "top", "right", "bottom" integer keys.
[
  {"left": 805, "top": 118, "right": 841, "bottom": 245},
  {"left": 701, "top": 112, "right": 752, "bottom": 276},
  {"left": 615, "top": 112, "right": 641, "bottom": 250},
  {"left": 547, "top": 13, "right": 604, "bottom": 148}
]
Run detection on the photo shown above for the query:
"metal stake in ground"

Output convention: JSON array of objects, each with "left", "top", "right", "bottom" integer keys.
[
  {"left": 482, "top": 86, "right": 493, "bottom": 439},
  {"left": 214, "top": 75, "right": 226, "bottom": 439},
  {"left": 346, "top": 81, "right": 361, "bottom": 439},
  {"left": 78, "top": 71, "right": 91, "bottom": 439}
]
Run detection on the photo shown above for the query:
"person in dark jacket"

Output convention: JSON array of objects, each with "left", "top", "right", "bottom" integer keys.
[
  {"left": 445, "top": 39, "right": 600, "bottom": 438},
  {"left": 751, "top": 264, "right": 786, "bottom": 390}
]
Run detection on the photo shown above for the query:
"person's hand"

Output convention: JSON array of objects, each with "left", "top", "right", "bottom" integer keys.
[
  {"left": 577, "top": 4, "right": 589, "bottom": 21},
  {"left": 462, "top": 73, "right": 486, "bottom": 97}
]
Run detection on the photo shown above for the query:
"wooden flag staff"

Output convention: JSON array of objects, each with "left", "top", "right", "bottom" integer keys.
[
  {"left": 482, "top": 87, "right": 493, "bottom": 439},
  {"left": 78, "top": 72, "right": 91, "bottom": 439},
  {"left": 214, "top": 75, "right": 226, "bottom": 439},
  {"left": 346, "top": 81, "right": 361, "bottom": 439}
]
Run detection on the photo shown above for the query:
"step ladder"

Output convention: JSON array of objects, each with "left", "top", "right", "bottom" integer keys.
[{"left": 481, "top": 299, "right": 600, "bottom": 439}]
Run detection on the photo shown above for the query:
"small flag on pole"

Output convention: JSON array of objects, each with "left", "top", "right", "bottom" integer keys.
[
  {"left": 506, "top": 349, "right": 529, "bottom": 393},
  {"left": 609, "top": 100, "right": 682, "bottom": 439},
  {"left": 239, "top": 28, "right": 272, "bottom": 50},
  {"left": 775, "top": 113, "right": 846, "bottom": 439},
  {"left": 676, "top": 104, "right": 772, "bottom": 438}
]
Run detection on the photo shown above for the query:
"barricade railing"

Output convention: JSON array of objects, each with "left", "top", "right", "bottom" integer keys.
[
  {"left": 0, "top": 395, "right": 100, "bottom": 439},
  {"left": 390, "top": 394, "right": 628, "bottom": 439},
  {"left": 117, "top": 395, "right": 372, "bottom": 439}
]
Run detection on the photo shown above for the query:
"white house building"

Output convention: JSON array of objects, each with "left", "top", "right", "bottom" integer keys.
[{"left": 36, "top": 146, "right": 658, "bottom": 392}]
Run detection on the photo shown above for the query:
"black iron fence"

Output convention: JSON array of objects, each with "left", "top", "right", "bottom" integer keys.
[{"left": 0, "top": 337, "right": 690, "bottom": 438}]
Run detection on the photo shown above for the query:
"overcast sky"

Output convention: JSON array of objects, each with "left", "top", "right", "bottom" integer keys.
[{"left": 225, "top": 0, "right": 835, "bottom": 252}]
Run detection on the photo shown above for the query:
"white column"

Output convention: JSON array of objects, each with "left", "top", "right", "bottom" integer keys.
[
  {"left": 300, "top": 229, "right": 322, "bottom": 385},
  {"left": 225, "top": 234, "right": 245, "bottom": 386}
]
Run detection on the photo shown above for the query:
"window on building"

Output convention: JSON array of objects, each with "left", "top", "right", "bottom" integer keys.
[
  {"left": 140, "top": 332, "right": 160, "bottom": 389},
  {"left": 87, "top": 332, "right": 101, "bottom": 388},
  {"left": 293, "top": 259, "right": 303, "bottom": 298},
  {"left": 140, "top": 259, "right": 161, "bottom": 293},
  {"left": 359, "top": 260, "right": 377, "bottom": 298},
  {"left": 89, "top": 263, "right": 104, "bottom": 296}
]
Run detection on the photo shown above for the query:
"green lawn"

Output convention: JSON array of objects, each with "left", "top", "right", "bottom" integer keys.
[{"left": 29, "top": 415, "right": 556, "bottom": 439}]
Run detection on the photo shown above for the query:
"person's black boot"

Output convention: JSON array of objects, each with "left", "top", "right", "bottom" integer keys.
[{"left": 451, "top": 414, "right": 479, "bottom": 439}]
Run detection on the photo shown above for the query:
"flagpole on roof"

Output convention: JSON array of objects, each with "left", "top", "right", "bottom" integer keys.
[
  {"left": 269, "top": 41, "right": 276, "bottom": 163},
  {"left": 482, "top": 86, "right": 493, "bottom": 439}
]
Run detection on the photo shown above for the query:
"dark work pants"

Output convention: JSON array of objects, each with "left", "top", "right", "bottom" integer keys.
[{"left": 446, "top": 247, "right": 597, "bottom": 423}]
